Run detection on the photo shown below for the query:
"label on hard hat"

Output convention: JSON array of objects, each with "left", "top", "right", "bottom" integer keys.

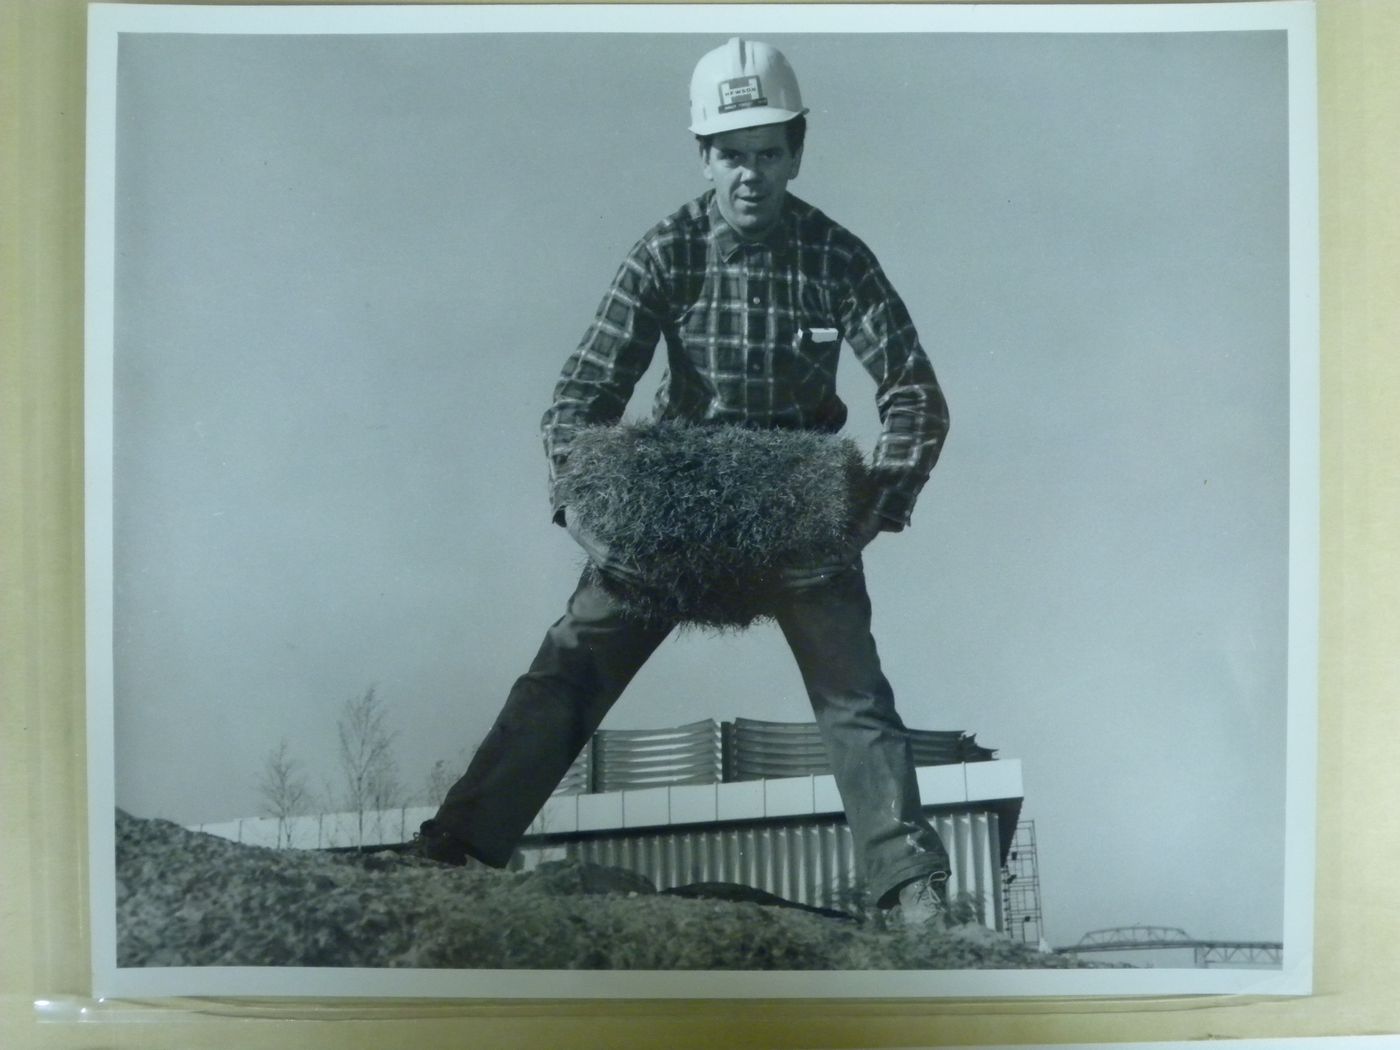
[{"left": 718, "top": 75, "right": 767, "bottom": 113}]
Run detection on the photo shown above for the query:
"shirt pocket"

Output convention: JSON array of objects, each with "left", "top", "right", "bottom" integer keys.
[
  {"left": 794, "top": 315, "right": 842, "bottom": 359},
  {"left": 788, "top": 317, "right": 839, "bottom": 392}
]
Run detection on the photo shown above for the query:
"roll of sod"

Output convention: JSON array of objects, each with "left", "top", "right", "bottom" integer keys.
[{"left": 556, "top": 422, "right": 874, "bottom": 628}]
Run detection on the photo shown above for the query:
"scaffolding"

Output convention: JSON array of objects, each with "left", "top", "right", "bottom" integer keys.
[{"left": 1001, "top": 820, "right": 1044, "bottom": 946}]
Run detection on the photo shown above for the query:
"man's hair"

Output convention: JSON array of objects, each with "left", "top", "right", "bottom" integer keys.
[{"left": 695, "top": 115, "right": 807, "bottom": 156}]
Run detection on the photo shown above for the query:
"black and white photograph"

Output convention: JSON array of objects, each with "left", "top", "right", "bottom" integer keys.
[{"left": 85, "top": 2, "right": 1318, "bottom": 999}]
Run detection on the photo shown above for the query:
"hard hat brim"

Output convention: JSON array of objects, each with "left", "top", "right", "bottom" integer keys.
[{"left": 689, "top": 106, "right": 809, "bottom": 138}]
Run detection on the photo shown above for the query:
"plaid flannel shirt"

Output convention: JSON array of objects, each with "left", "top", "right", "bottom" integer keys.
[{"left": 543, "top": 191, "right": 949, "bottom": 530}]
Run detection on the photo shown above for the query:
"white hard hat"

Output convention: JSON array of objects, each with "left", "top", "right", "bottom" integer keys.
[{"left": 689, "top": 37, "right": 808, "bottom": 136}]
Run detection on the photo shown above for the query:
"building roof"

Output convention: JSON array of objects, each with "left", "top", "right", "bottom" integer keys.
[{"left": 558, "top": 717, "right": 998, "bottom": 795}]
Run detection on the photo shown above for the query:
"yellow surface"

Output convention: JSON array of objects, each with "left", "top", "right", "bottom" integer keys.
[{"left": 3, "top": 0, "right": 1398, "bottom": 1046}]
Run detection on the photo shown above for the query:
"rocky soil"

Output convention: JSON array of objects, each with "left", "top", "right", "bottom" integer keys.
[{"left": 116, "top": 810, "right": 1091, "bottom": 971}]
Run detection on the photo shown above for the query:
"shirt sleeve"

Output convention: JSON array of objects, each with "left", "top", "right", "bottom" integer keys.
[
  {"left": 837, "top": 241, "right": 950, "bottom": 530},
  {"left": 541, "top": 239, "right": 666, "bottom": 521}
]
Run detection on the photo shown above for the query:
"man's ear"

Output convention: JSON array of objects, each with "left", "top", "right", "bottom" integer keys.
[
  {"left": 788, "top": 146, "right": 803, "bottom": 180},
  {"left": 699, "top": 142, "right": 714, "bottom": 182}
]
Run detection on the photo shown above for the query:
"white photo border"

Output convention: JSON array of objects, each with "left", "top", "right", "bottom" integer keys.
[{"left": 85, "top": 0, "right": 1319, "bottom": 1001}]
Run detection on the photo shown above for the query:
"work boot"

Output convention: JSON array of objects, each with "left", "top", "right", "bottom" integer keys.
[
  {"left": 404, "top": 821, "right": 476, "bottom": 866},
  {"left": 896, "top": 871, "right": 950, "bottom": 929}
]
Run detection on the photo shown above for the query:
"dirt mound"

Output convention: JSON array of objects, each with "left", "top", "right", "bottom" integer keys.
[{"left": 115, "top": 810, "right": 1087, "bottom": 970}]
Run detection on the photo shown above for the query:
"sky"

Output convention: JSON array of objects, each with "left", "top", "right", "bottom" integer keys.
[{"left": 103, "top": 21, "right": 1298, "bottom": 951}]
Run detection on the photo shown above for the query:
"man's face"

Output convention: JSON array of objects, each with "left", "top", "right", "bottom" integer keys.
[{"left": 700, "top": 123, "right": 802, "bottom": 240}]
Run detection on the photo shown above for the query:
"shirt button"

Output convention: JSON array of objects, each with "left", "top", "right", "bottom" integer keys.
[{"left": 751, "top": 296, "right": 762, "bottom": 305}]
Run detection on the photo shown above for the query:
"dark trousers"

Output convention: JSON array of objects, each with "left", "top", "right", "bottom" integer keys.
[{"left": 430, "top": 564, "right": 949, "bottom": 907}]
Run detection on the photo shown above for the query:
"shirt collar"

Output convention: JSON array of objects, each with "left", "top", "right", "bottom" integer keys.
[{"left": 706, "top": 191, "right": 794, "bottom": 261}]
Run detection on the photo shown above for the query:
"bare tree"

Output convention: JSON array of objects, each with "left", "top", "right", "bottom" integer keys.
[
  {"left": 256, "top": 738, "right": 311, "bottom": 849},
  {"left": 423, "top": 758, "right": 455, "bottom": 806},
  {"left": 421, "top": 744, "right": 477, "bottom": 806},
  {"left": 336, "top": 685, "right": 403, "bottom": 846}
]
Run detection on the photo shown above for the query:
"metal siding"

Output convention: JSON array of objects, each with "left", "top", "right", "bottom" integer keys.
[
  {"left": 592, "top": 720, "right": 725, "bottom": 793},
  {"left": 540, "top": 808, "right": 1003, "bottom": 925},
  {"left": 726, "top": 719, "right": 993, "bottom": 781}
]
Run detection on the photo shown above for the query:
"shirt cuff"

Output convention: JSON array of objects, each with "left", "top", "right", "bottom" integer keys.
[
  {"left": 870, "top": 474, "right": 925, "bottom": 531},
  {"left": 872, "top": 489, "right": 913, "bottom": 530}
]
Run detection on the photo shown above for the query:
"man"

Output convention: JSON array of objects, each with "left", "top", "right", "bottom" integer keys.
[{"left": 417, "top": 38, "right": 953, "bottom": 925}]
